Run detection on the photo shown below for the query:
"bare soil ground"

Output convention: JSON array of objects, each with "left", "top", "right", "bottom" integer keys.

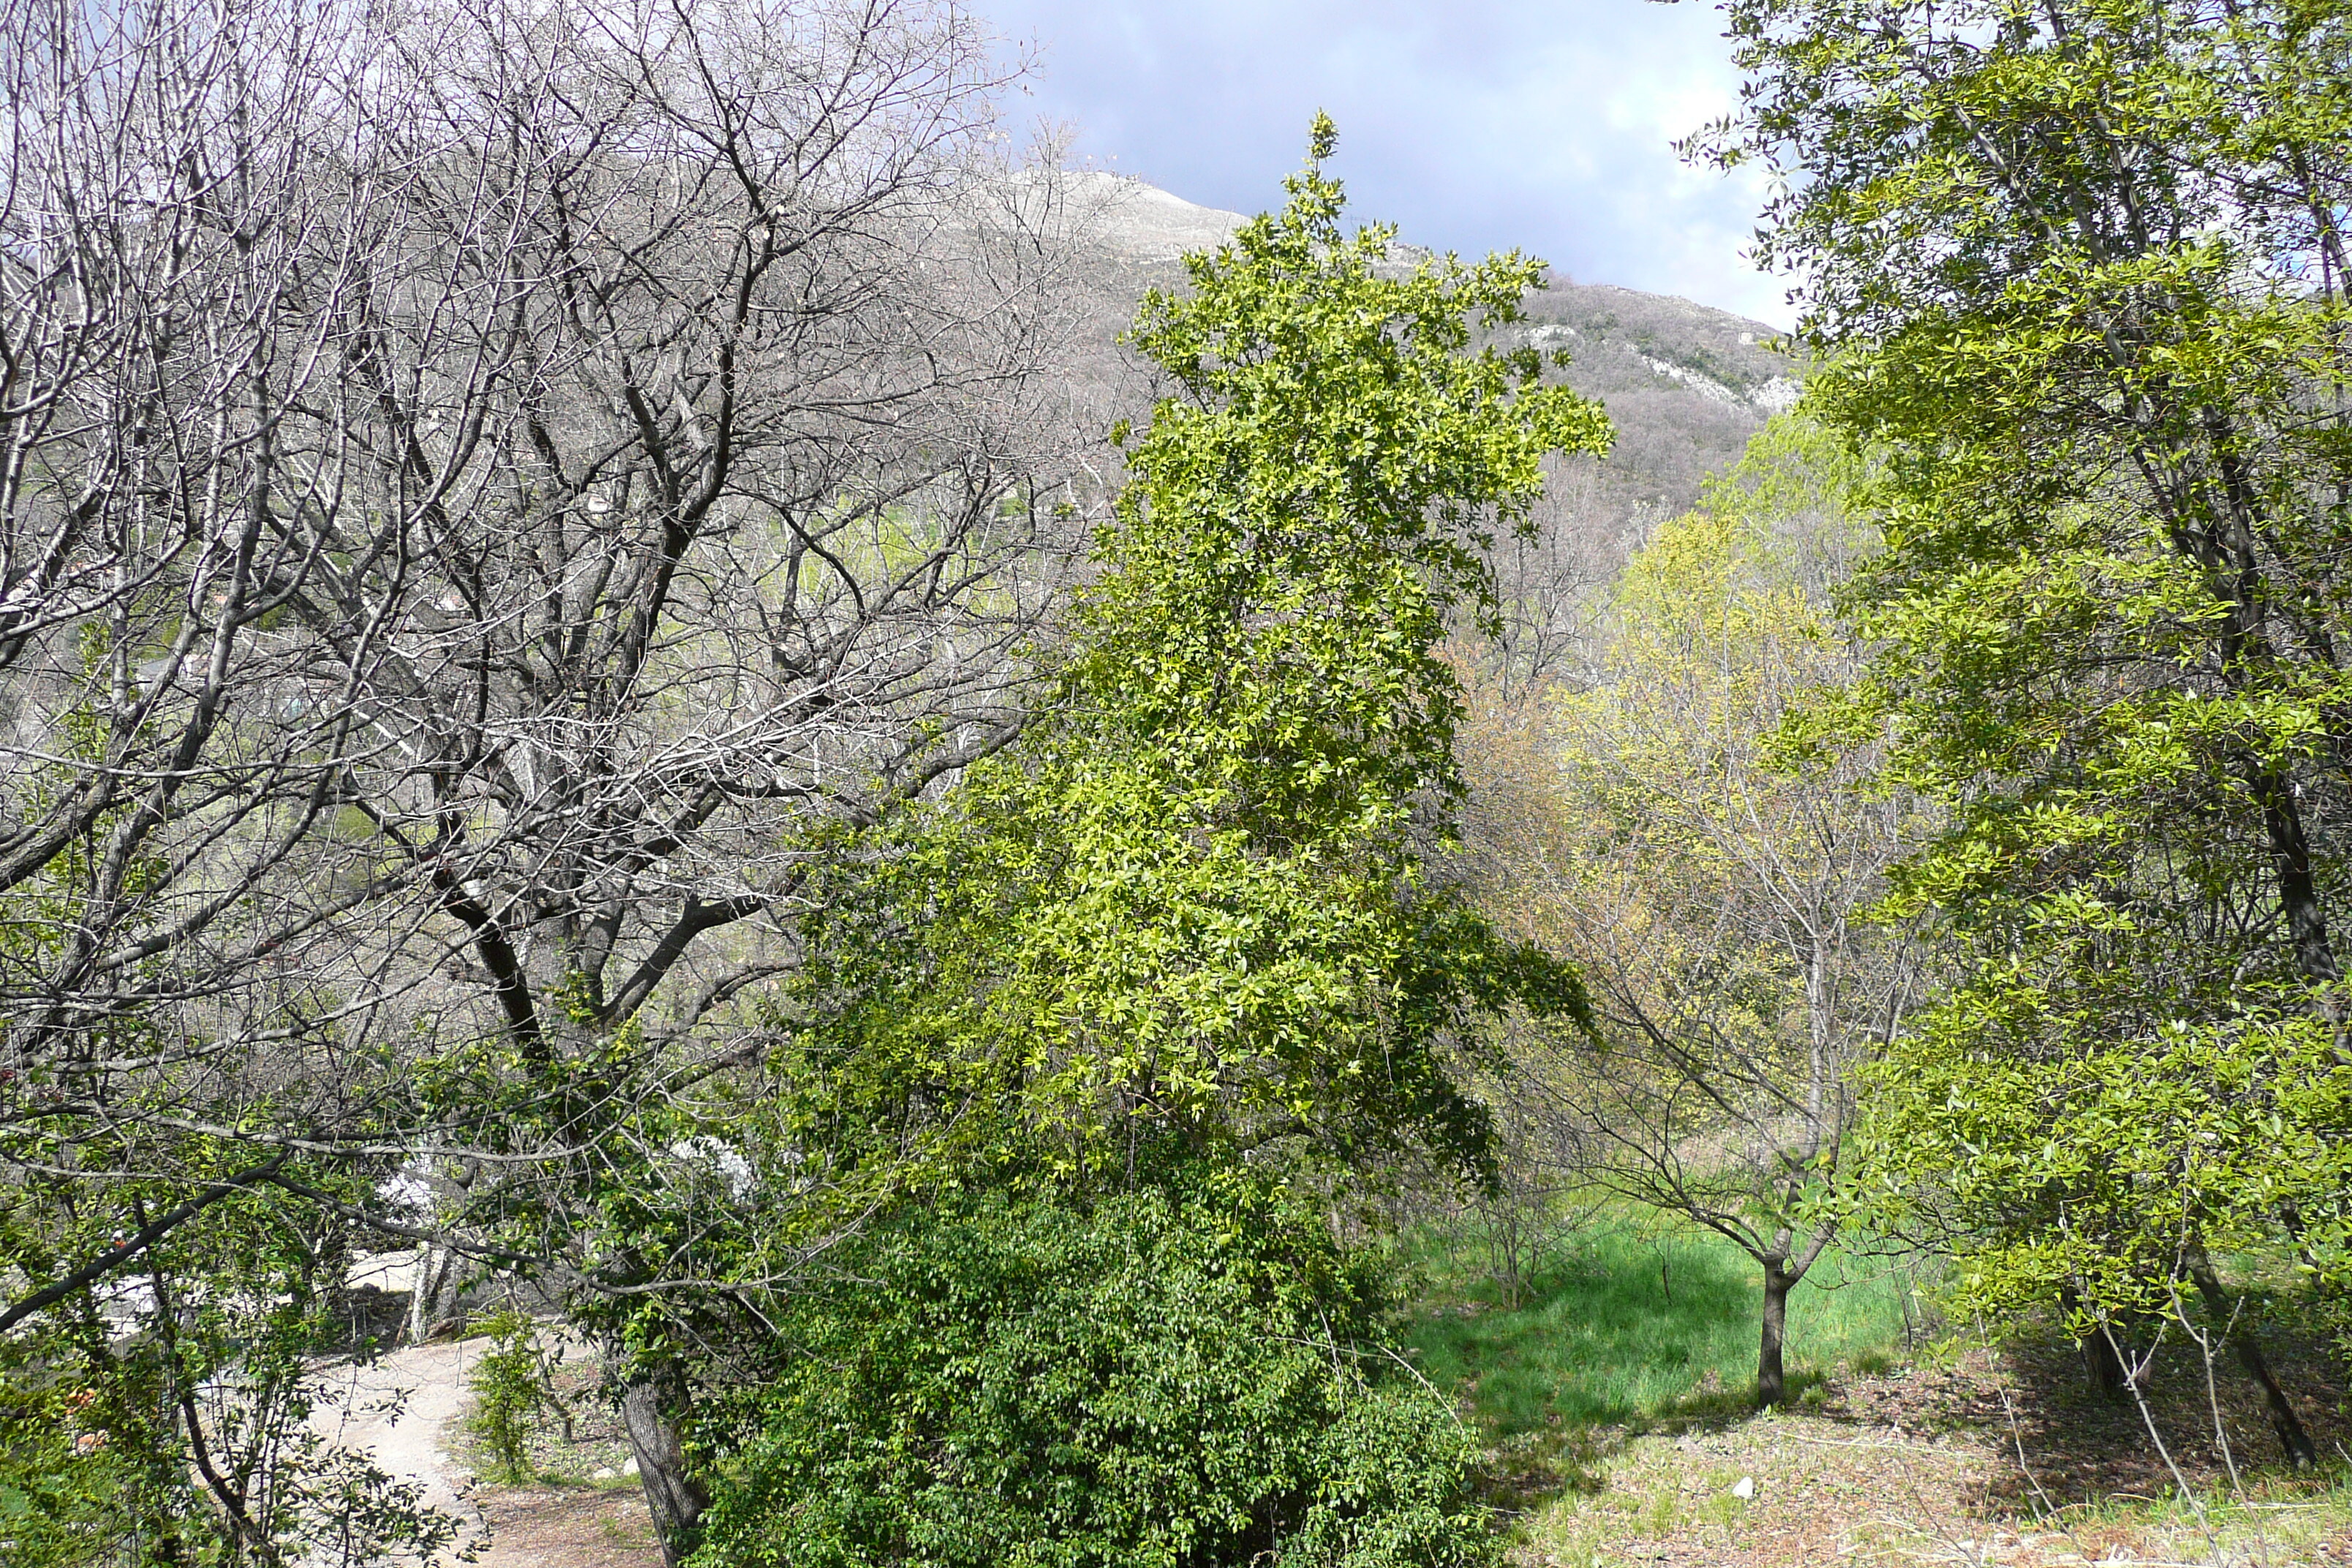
[
  {"left": 453, "top": 1485, "right": 663, "bottom": 1568},
  {"left": 1510, "top": 1329, "right": 2352, "bottom": 1567},
  {"left": 312, "top": 1334, "right": 660, "bottom": 1568}
]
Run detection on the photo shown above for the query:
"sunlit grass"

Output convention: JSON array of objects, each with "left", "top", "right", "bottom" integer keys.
[
  {"left": 1401, "top": 1215, "right": 2352, "bottom": 1565},
  {"left": 1401, "top": 1215, "right": 1921, "bottom": 1436}
]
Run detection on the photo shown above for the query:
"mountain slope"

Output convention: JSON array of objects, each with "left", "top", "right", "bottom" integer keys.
[
  {"left": 1079, "top": 172, "right": 1790, "bottom": 506},
  {"left": 1071, "top": 175, "right": 1795, "bottom": 683}
]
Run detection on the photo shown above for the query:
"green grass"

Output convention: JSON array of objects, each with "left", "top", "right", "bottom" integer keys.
[{"left": 1402, "top": 1218, "right": 1920, "bottom": 1437}]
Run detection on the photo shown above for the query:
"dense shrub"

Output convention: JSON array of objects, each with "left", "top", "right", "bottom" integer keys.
[{"left": 690, "top": 1169, "right": 1493, "bottom": 1568}]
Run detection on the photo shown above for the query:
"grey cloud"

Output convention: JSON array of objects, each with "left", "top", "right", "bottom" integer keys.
[{"left": 982, "top": 0, "right": 1793, "bottom": 327}]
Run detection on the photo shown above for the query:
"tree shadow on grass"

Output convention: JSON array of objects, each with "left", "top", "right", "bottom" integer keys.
[
  {"left": 1956, "top": 1305, "right": 2351, "bottom": 1518},
  {"left": 1403, "top": 1226, "right": 1843, "bottom": 1513},
  {"left": 1778, "top": 1282, "right": 2352, "bottom": 1531},
  {"left": 1404, "top": 1224, "right": 2351, "bottom": 1528},
  {"left": 1406, "top": 1229, "right": 1760, "bottom": 1427}
]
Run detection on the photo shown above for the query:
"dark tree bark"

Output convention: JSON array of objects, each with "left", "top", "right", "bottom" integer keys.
[
  {"left": 1754, "top": 1226, "right": 1834, "bottom": 1408},
  {"left": 1758, "top": 1257, "right": 1791, "bottom": 1407},
  {"left": 2061, "top": 1285, "right": 2138, "bottom": 1398},
  {"left": 2087, "top": 1324, "right": 2134, "bottom": 1398},
  {"left": 617, "top": 1358, "right": 712, "bottom": 1568},
  {"left": 2186, "top": 1248, "right": 2317, "bottom": 1469}
]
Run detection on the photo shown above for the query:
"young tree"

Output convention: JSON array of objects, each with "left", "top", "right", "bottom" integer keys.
[
  {"left": 1465, "top": 415, "right": 1926, "bottom": 1405},
  {"left": 674, "top": 121, "right": 1612, "bottom": 1567},
  {"left": 1695, "top": 0, "right": 2352, "bottom": 1460}
]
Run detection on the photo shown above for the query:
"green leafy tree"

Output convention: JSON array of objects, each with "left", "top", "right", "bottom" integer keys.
[
  {"left": 1697, "top": 0, "right": 2352, "bottom": 1460},
  {"left": 1465, "top": 415, "right": 1928, "bottom": 1404},
  {"left": 671, "top": 120, "right": 1611, "bottom": 1567},
  {"left": 466, "top": 1307, "right": 573, "bottom": 1485},
  {"left": 778, "top": 112, "right": 1610, "bottom": 1186}
]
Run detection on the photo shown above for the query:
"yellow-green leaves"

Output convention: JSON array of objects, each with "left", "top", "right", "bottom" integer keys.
[
  {"left": 1713, "top": 0, "right": 2352, "bottom": 1343},
  {"left": 1078, "top": 142, "right": 1608, "bottom": 857},
  {"left": 785, "top": 126, "right": 1607, "bottom": 1188}
]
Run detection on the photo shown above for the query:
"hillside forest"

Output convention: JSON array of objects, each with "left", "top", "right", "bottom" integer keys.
[{"left": 4, "top": 1, "right": 2352, "bottom": 1565}]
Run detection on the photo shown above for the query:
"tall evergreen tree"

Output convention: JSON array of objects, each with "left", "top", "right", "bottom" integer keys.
[
  {"left": 674, "top": 121, "right": 1613, "bottom": 1567},
  {"left": 781, "top": 112, "right": 1610, "bottom": 1186}
]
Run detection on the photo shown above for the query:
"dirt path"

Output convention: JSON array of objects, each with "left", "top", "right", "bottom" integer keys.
[
  {"left": 312, "top": 1340, "right": 661, "bottom": 1568},
  {"left": 312, "top": 1341, "right": 491, "bottom": 1553}
]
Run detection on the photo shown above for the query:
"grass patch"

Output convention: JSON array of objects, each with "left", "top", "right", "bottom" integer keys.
[
  {"left": 1403, "top": 1217, "right": 1919, "bottom": 1437},
  {"left": 1403, "top": 1218, "right": 2352, "bottom": 1564}
]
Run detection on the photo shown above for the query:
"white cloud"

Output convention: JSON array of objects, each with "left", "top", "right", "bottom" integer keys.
[{"left": 982, "top": 0, "right": 1794, "bottom": 326}]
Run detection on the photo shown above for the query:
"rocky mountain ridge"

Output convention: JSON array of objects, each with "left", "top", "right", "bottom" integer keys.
[
  {"left": 1077, "top": 170, "right": 1790, "bottom": 510},
  {"left": 1071, "top": 174, "right": 1797, "bottom": 682}
]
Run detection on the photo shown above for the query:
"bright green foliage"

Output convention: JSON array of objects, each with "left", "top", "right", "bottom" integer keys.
[
  {"left": 468, "top": 1308, "right": 565, "bottom": 1484},
  {"left": 1850, "top": 989, "right": 2350, "bottom": 1314},
  {"left": 780, "top": 117, "right": 1609, "bottom": 1187},
  {"left": 682, "top": 124, "right": 1608, "bottom": 1567},
  {"left": 1082, "top": 111, "right": 1610, "bottom": 855},
  {"left": 1403, "top": 1216, "right": 1916, "bottom": 1433},
  {"left": 1700, "top": 0, "right": 2352, "bottom": 1344},
  {"left": 690, "top": 1169, "right": 1493, "bottom": 1568},
  {"left": 0, "top": 1335, "right": 147, "bottom": 1568}
]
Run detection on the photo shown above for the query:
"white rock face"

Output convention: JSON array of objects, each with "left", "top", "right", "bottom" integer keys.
[
  {"left": 1640, "top": 353, "right": 1747, "bottom": 408},
  {"left": 666, "top": 1136, "right": 756, "bottom": 1198},
  {"left": 1065, "top": 172, "right": 1246, "bottom": 260},
  {"left": 1749, "top": 375, "right": 1802, "bottom": 414}
]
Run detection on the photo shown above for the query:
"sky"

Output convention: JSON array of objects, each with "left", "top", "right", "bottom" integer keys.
[{"left": 979, "top": 0, "right": 1792, "bottom": 328}]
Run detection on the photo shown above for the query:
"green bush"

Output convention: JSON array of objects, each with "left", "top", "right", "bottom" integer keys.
[
  {"left": 467, "top": 1307, "right": 562, "bottom": 1483},
  {"left": 690, "top": 1169, "right": 1494, "bottom": 1568}
]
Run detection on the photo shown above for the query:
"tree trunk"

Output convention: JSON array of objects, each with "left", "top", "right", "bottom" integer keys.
[
  {"left": 1758, "top": 1259, "right": 1790, "bottom": 1407},
  {"left": 2061, "top": 1285, "right": 2135, "bottom": 1398},
  {"left": 2185, "top": 1249, "right": 2317, "bottom": 1469},
  {"left": 617, "top": 1358, "right": 710, "bottom": 1568},
  {"left": 407, "top": 1244, "right": 455, "bottom": 1344}
]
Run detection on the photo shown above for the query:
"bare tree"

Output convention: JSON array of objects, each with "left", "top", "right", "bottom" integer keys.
[
  {"left": 1462, "top": 416, "right": 1930, "bottom": 1406},
  {"left": 1480, "top": 451, "right": 1652, "bottom": 703},
  {"left": 0, "top": 0, "right": 1105, "bottom": 1558}
]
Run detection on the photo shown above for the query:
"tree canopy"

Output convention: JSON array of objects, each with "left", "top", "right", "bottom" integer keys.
[
  {"left": 622, "top": 118, "right": 1612, "bottom": 1567},
  {"left": 777, "top": 113, "right": 1611, "bottom": 1193},
  {"left": 1700, "top": 0, "right": 2352, "bottom": 1460}
]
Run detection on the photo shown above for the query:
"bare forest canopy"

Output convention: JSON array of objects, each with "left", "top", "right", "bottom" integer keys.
[
  {"left": 0, "top": 0, "right": 1773, "bottom": 1223},
  {"left": 0, "top": 1, "right": 1640, "bottom": 1556}
]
